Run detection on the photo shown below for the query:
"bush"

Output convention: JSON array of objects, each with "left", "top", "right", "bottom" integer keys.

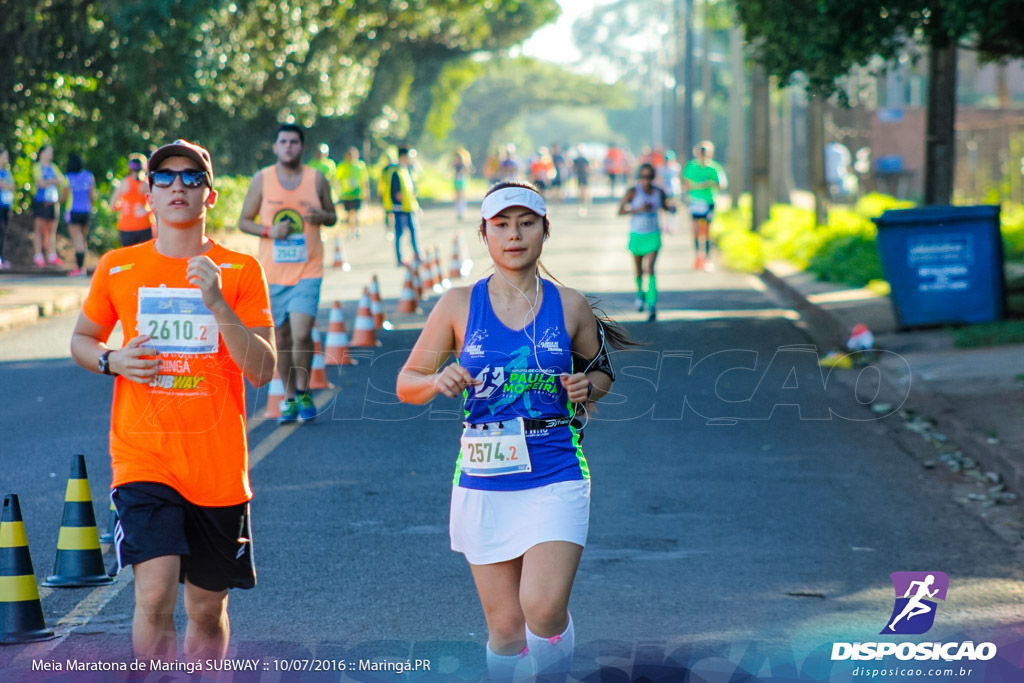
[
  {"left": 208, "top": 175, "right": 251, "bottom": 234},
  {"left": 1002, "top": 201, "right": 1024, "bottom": 262},
  {"left": 713, "top": 193, "right": 894, "bottom": 287}
]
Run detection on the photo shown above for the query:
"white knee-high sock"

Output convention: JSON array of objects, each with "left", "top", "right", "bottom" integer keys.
[
  {"left": 525, "top": 613, "right": 574, "bottom": 681},
  {"left": 486, "top": 642, "right": 530, "bottom": 682}
]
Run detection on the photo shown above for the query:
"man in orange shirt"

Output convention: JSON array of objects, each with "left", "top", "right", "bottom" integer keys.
[
  {"left": 70, "top": 140, "right": 276, "bottom": 662},
  {"left": 238, "top": 124, "right": 336, "bottom": 423}
]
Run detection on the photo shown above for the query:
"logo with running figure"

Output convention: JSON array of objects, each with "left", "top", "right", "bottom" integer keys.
[
  {"left": 881, "top": 571, "right": 949, "bottom": 635},
  {"left": 272, "top": 208, "right": 304, "bottom": 235}
]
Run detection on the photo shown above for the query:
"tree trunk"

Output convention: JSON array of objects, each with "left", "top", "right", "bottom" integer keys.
[
  {"left": 997, "top": 61, "right": 1011, "bottom": 109},
  {"left": 924, "top": 34, "right": 957, "bottom": 205},
  {"left": 682, "top": 0, "right": 696, "bottom": 156},
  {"left": 727, "top": 24, "right": 745, "bottom": 207},
  {"left": 751, "top": 61, "right": 771, "bottom": 230},
  {"left": 405, "top": 45, "right": 453, "bottom": 147},
  {"left": 770, "top": 84, "right": 794, "bottom": 204},
  {"left": 348, "top": 46, "right": 415, "bottom": 146},
  {"left": 700, "top": 0, "right": 713, "bottom": 141},
  {"left": 808, "top": 94, "right": 827, "bottom": 226},
  {"left": 673, "top": 0, "right": 686, "bottom": 155}
]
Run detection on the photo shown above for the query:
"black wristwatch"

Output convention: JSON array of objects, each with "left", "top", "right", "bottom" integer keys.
[{"left": 98, "top": 350, "right": 115, "bottom": 376}]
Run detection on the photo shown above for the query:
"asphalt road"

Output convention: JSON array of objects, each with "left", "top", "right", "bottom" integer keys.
[{"left": 1, "top": 201, "right": 1021, "bottom": 682}]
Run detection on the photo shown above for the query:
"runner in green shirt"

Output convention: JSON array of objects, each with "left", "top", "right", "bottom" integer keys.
[
  {"left": 308, "top": 143, "right": 337, "bottom": 194},
  {"left": 682, "top": 141, "right": 725, "bottom": 271},
  {"left": 335, "top": 146, "right": 370, "bottom": 238}
]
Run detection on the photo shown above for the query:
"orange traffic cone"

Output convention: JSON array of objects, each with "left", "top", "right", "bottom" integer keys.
[
  {"left": 310, "top": 328, "right": 332, "bottom": 389},
  {"left": 324, "top": 301, "right": 356, "bottom": 365},
  {"left": 332, "top": 235, "right": 350, "bottom": 271},
  {"left": 397, "top": 266, "right": 419, "bottom": 314},
  {"left": 369, "top": 275, "right": 391, "bottom": 331},
  {"left": 419, "top": 257, "right": 435, "bottom": 295},
  {"left": 432, "top": 246, "right": 449, "bottom": 292},
  {"left": 99, "top": 497, "right": 116, "bottom": 544},
  {"left": 0, "top": 494, "right": 56, "bottom": 644},
  {"left": 264, "top": 369, "right": 285, "bottom": 419},
  {"left": 43, "top": 455, "right": 112, "bottom": 587},
  {"left": 350, "top": 288, "right": 379, "bottom": 347}
]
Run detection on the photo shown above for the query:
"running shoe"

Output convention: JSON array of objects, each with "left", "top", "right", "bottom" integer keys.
[
  {"left": 702, "top": 259, "right": 715, "bottom": 272},
  {"left": 635, "top": 294, "right": 645, "bottom": 312},
  {"left": 278, "top": 398, "right": 299, "bottom": 424},
  {"left": 67, "top": 267, "right": 83, "bottom": 277},
  {"left": 46, "top": 253, "right": 63, "bottom": 266},
  {"left": 297, "top": 393, "right": 317, "bottom": 422},
  {"left": 647, "top": 307, "right": 657, "bottom": 322},
  {"left": 694, "top": 255, "right": 705, "bottom": 270},
  {"left": 33, "top": 254, "right": 46, "bottom": 267}
]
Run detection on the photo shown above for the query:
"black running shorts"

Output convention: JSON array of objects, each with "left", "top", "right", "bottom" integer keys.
[{"left": 112, "top": 482, "right": 255, "bottom": 592}]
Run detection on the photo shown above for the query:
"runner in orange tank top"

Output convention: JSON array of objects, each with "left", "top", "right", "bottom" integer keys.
[
  {"left": 110, "top": 153, "right": 155, "bottom": 246},
  {"left": 239, "top": 123, "right": 336, "bottom": 424}
]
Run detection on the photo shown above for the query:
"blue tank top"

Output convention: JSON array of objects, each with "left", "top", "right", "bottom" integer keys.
[
  {"left": 455, "top": 276, "right": 588, "bottom": 491},
  {"left": 66, "top": 170, "right": 94, "bottom": 212},
  {"left": 34, "top": 165, "right": 59, "bottom": 204}
]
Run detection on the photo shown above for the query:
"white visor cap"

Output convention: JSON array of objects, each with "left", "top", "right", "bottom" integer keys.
[{"left": 480, "top": 187, "right": 547, "bottom": 220}]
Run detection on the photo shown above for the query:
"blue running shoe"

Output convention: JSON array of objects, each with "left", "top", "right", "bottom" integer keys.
[
  {"left": 297, "top": 393, "right": 317, "bottom": 422},
  {"left": 278, "top": 398, "right": 298, "bottom": 424}
]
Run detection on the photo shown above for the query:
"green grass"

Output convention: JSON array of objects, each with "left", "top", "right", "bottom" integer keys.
[{"left": 951, "top": 319, "right": 1024, "bottom": 348}]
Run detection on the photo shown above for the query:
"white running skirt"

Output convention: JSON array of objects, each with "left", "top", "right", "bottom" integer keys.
[{"left": 450, "top": 479, "right": 591, "bottom": 565}]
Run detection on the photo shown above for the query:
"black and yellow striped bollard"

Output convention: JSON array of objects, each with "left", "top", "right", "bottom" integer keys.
[
  {"left": 0, "top": 494, "right": 56, "bottom": 644},
  {"left": 42, "top": 454, "right": 113, "bottom": 587}
]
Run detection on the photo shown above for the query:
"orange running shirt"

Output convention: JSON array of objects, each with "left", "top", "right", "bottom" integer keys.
[
  {"left": 82, "top": 240, "right": 273, "bottom": 506},
  {"left": 256, "top": 165, "right": 324, "bottom": 286},
  {"left": 116, "top": 176, "right": 154, "bottom": 231}
]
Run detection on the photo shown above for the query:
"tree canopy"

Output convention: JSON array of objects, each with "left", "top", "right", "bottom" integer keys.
[
  {"left": 2, "top": 0, "right": 559, "bottom": 177},
  {"left": 735, "top": 0, "right": 1024, "bottom": 96}
]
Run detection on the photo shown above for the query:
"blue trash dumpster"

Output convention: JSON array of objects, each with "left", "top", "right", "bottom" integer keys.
[{"left": 873, "top": 205, "right": 1005, "bottom": 327}]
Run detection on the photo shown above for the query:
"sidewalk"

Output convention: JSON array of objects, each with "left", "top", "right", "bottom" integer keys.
[{"left": 762, "top": 259, "right": 1024, "bottom": 500}]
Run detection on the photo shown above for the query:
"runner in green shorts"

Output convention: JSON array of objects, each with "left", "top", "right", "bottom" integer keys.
[{"left": 618, "top": 163, "right": 675, "bottom": 322}]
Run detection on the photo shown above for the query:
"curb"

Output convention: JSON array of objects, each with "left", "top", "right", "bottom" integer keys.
[
  {"left": 0, "top": 289, "right": 87, "bottom": 333},
  {"left": 0, "top": 304, "right": 41, "bottom": 331},
  {"left": 760, "top": 264, "right": 1024, "bottom": 498},
  {"left": 758, "top": 268, "right": 850, "bottom": 350}
]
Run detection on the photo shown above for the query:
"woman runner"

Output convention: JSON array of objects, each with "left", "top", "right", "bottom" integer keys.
[
  {"left": 64, "top": 153, "right": 97, "bottom": 277},
  {"left": 618, "top": 163, "right": 675, "bottom": 322},
  {"left": 397, "top": 180, "right": 628, "bottom": 681}
]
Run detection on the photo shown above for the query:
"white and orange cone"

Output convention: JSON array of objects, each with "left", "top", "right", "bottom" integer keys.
[
  {"left": 397, "top": 266, "right": 419, "bottom": 314},
  {"left": 332, "top": 236, "right": 350, "bottom": 271},
  {"left": 369, "top": 274, "right": 391, "bottom": 331},
  {"left": 455, "top": 232, "right": 473, "bottom": 278},
  {"left": 310, "top": 327, "right": 332, "bottom": 389},
  {"left": 264, "top": 369, "right": 285, "bottom": 419},
  {"left": 350, "top": 288, "right": 379, "bottom": 347},
  {"left": 411, "top": 260, "right": 424, "bottom": 301},
  {"left": 419, "top": 257, "right": 435, "bottom": 295},
  {"left": 324, "top": 301, "right": 356, "bottom": 366},
  {"left": 432, "top": 246, "right": 449, "bottom": 292},
  {"left": 448, "top": 237, "right": 462, "bottom": 281}
]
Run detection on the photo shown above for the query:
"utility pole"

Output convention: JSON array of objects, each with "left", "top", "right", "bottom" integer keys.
[
  {"left": 751, "top": 60, "right": 771, "bottom": 230},
  {"left": 700, "top": 0, "right": 713, "bottom": 142},
  {"left": 682, "top": 0, "right": 695, "bottom": 155},
  {"left": 727, "top": 24, "right": 746, "bottom": 207}
]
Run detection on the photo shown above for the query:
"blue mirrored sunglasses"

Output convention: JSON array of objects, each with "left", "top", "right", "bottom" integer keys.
[{"left": 149, "top": 169, "right": 209, "bottom": 188}]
